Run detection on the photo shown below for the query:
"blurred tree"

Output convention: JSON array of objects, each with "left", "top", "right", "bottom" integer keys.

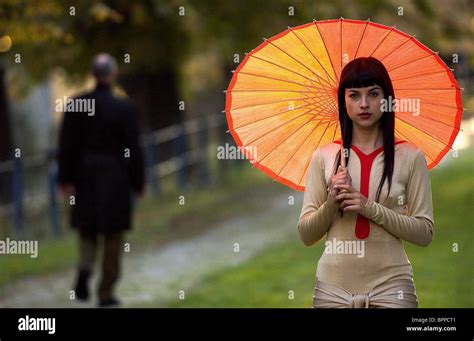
[
  {"left": 0, "top": 0, "right": 192, "bottom": 125},
  {"left": 184, "top": 0, "right": 472, "bottom": 90},
  {"left": 60, "top": 0, "right": 190, "bottom": 130},
  {"left": 0, "top": 0, "right": 67, "bottom": 203},
  {"left": 0, "top": 0, "right": 192, "bottom": 193}
]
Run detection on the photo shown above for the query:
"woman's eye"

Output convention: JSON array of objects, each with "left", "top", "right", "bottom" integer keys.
[
  {"left": 349, "top": 93, "right": 359, "bottom": 98},
  {"left": 369, "top": 92, "right": 380, "bottom": 97}
]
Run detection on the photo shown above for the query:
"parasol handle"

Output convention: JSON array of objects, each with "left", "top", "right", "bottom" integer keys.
[{"left": 339, "top": 144, "right": 349, "bottom": 193}]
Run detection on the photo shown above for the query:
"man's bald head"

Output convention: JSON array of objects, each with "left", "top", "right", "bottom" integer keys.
[{"left": 91, "top": 53, "right": 118, "bottom": 85}]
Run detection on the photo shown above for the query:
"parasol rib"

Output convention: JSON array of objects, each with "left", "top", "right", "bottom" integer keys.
[
  {"left": 354, "top": 21, "right": 370, "bottom": 59},
  {"left": 368, "top": 26, "right": 395, "bottom": 57},
  {"left": 238, "top": 106, "right": 330, "bottom": 147},
  {"left": 288, "top": 27, "right": 338, "bottom": 87},
  {"left": 314, "top": 21, "right": 340, "bottom": 84},
  {"left": 253, "top": 113, "right": 335, "bottom": 170},
  {"left": 378, "top": 36, "right": 414, "bottom": 63},
  {"left": 265, "top": 39, "right": 336, "bottom": 90},
  {"left": 274, "top": 116, "right": 334, "bottom": 183},
  {"left": 391, "top": 69, "right": 453, "bottom": 82},
  {"left": 386, "top": 53, "right": 435, "bottom": 72},
  {"left": 231, "top": 100, "right": 331, "bottom": 131},
  {"left": 248, "top": 53, "right": 336, "bottom": 92},
  {"left": 297, "top": 120, "right": 338, "bottom": 185},
  {"left": 395, "top": 116, "right": 457, "bottom": 149},
  {"left": 230, "top": 94, "right": 333, "bottom": 111}
]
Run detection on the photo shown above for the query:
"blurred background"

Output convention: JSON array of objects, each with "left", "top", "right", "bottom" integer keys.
[{"left": 0, "top": 0, "right": 472, "bottom": 307}]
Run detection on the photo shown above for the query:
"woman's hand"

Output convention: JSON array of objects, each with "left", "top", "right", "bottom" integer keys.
[
  {"left": 334, "top": 183, "right": 369, "bottom": 213},
  {"left": 328, "top": 165, "right": 352, "bottom": 202}
]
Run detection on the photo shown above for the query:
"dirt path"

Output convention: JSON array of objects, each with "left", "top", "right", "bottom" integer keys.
[{"left": 0, "top": 190, "right": 303, "bottom": 307}]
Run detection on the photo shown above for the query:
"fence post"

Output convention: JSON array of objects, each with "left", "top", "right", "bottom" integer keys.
[
  {"left": 145, "top": 134, "right": 160, "bottom": 195},
  {"left": 218, "top": 118, "right": 232, "bottom": 180},
  {"left": 12, "top": 157, "right": 24, "bottom": 237},
  {"left": 175, "top": 124, "right": 187, "bottom": 190},
  {"left": 48, "top": 155, "right": 60, "bottom": 237},
  {"left": 197, "top": 117, "right": 210, "bottom": 186}
]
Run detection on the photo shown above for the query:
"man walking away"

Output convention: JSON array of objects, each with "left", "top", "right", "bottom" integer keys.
[{"left": 58, "top": 53, "right": 145, "bottom": 307}]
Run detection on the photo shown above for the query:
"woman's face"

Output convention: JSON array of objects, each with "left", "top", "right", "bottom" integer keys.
[{"left": 344, "top": 85, "right": 384, "bottom": 129}]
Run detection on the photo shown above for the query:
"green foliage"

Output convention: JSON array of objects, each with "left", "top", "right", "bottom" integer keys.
[
  {"left": 0, "top": 0, "right": 470, "bottom": 84},
  {"left": 0, "top": 0, "right": 190, "bottom": 83}
]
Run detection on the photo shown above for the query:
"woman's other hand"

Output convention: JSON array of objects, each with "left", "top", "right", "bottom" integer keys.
[
  {"left": 334, "top": 183, "right": 369, "bottom": 213},
  {"left": 328, "top": 165, "right": 352, "bottom": 205}
]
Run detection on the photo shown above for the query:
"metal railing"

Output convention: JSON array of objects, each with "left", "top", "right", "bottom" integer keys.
[{"left": 0, "top": 112, "right": 229, "bottom": 237}]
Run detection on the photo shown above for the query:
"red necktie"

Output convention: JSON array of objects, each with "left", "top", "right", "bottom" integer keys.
[{"left": 350, "top": 146, "right": 384, "bottom": 240}]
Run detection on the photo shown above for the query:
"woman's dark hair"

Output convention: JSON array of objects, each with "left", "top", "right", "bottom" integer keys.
[{"left": 333, "top": 57, "right": 395, "bottom": 213}]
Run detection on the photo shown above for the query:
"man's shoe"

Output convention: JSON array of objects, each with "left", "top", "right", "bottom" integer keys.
[
  {"left": 98, "top": 297, "right": 121, "bottom": 307},
  {"left": 74, "top": 269, "right": 91, "bottom": 301}
]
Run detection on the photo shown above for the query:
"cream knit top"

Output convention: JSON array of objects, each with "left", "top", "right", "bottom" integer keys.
[{"left": 297, "top": 140, "right": 435, "bottom": 293}]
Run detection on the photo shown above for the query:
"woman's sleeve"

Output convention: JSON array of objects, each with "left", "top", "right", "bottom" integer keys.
[
  {"left": 297, "top": 148, "right": 340, "bottom": 246},
  {"left": 360, "top": 148, "right": 435, "bottom": 247}
]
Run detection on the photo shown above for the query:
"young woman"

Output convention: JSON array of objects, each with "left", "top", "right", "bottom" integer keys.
[{"left": 297, "top": 57, "right": 435, "bottom": 308}]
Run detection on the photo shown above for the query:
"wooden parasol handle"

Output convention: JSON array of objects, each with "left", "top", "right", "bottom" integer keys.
[{"left": 339, "top": 144, "right": 349, "bottom": 193}]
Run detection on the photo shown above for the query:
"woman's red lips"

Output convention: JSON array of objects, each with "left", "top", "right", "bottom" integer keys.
[{"left": 358, "top": 113, "right": 372, "bottom": 119}]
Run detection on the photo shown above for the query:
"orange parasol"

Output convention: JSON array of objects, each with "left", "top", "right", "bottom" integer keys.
[{"left": 225, "top": 18, "right": 463, "bottom": 191}]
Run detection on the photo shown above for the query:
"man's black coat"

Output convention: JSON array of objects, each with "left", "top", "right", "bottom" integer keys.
[{"left": 58, "top": 84, "right": 145, "bottom": 233}]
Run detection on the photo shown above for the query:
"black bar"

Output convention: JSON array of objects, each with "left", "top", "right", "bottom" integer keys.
[{"left": 0, "top": 308, "right": 472, "bottom": 339}]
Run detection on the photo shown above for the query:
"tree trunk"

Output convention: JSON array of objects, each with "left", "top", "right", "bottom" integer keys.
[
  {"left": 119, "top": 67, "right": 190, "bottom": 181},
  {"left": 0, "top": 64, "right": 13, "bottom": 204}
]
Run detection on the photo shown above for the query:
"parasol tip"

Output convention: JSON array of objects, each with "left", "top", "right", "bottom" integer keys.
[
  {"left": 367, "top": 18, "right": 371, "bottom": 21},
  {"left": 231, "top": 70, "right": 235, "bottom": 73},
  {"left": 287, "top": 26, "right": 292, "bottom": 30},
  {"left": 223, "top": 90, "right": 227, "bottom": 93},
  {"left": 263, "top": 37, "right": 267, "bottom": 41},
  {"left": 312, "top": 18, "right": 316, "bottom": 22},
  {"left": 221, "top": 110, "right": 225, "bottom": 113}
]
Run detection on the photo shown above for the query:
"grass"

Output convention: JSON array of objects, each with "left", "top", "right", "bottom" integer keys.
[
  {"left": 0, "top": 163, "right": 283, "bottom": 290},
  {"left": 167, "top": 151, "right": 474, "bottom": 308},
  {"left": 2, "top": 151, "right": 472, "bottom": 307},
  {"left": 406, "top": 151, "right": 474, "bottom": 308},
  {"left": 0, "top": 235, "right": 77, "bottom": 288}
]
